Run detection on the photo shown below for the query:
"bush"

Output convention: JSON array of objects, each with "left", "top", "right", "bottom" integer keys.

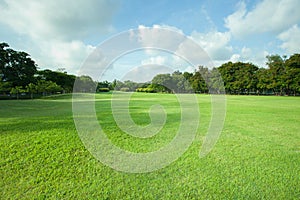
[
  {"left": 120, "top": 87, "right": 130, "bottom": 92},
  {"left": 136, "top": 87, "right": 156, "bottom": 93},
  {"left": 98, "top": 88, "right": 110, "bottom": 92}
]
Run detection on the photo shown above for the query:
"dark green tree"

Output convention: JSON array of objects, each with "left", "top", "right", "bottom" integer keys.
[
  {"left": 37, "top": 69, "right": 75, "bottom": 92},
  {"left": 0, "top": 43, "right": 37, "bottom": 87}
]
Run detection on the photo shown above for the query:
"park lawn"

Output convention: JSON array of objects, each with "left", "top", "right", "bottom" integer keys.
[{"left": 0, "top": 93, "right": 299, "bottom": 199}]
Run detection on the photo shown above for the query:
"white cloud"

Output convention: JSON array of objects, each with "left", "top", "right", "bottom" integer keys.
[
  {"left": 0, "top": 0, "right": 119, "bottom": 74},
  {"left": 0, "top": 0, "right": 119, "bottom": 40},
  {"left": 122, "top": 64, "right": 173, "bottom": 82},
  {"left": 131, "top": 24, "right": 185, "bottom": 53},
  {"left": 278, "top": 24, "right": 300, "bottom": 54},
  {"left": 190, "top": 31, "right": 232, "bottom": 61},
  {"left": 225, "top": 0, "right": 300, "bottom": 38},
  {"left": 174, "top": 38, "right": 213, "bottom": 68},
  {"left": 227, "top": 49, "right": 269, "bottom": 67},
  {"left": 38, "top": 40, "right": 96, "bottom": 73},
  {"left": 134, "top": 25, "right": 227, "bottom": 69},
  {"left": 141, "top": 56, "right": 166, "bottom": 66}
]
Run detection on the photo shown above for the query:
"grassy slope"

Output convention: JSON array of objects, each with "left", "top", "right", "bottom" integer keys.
[{"left": 0, "top": 94, "right": 299, "bottom": 199}]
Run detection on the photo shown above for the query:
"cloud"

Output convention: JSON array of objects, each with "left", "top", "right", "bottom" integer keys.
[
  {"left": 227, "top": 48, "right": 269, "bottom": 67},
  {"left": 122, "top": 64, "right": 173, "bottom": 82},
  {"left": 0, "top": 0, "right": 119, "bottom": 75},
  {"left": 131, "top": 24, "right": 185, "bottom": 53},
  {"left": 278, "top": 24, "right": 300, "bottom": 54},
  {"left": 225, "top": 0, "right": 300, "bottom": 38},
  {"left": 43, "top": 40, "right": 96, "bottom": 73},
  {"left": 190, "top": 31, "right": 232, "bottom": 61},
  {"left": 141, "top": 56, "right": 166, "bottom": 66},
  {"left": 132, "top": 25, "right": 222, "bottom": 69},
  {"left": 0, "top": 0, "right": 119, "bottom": 41}
]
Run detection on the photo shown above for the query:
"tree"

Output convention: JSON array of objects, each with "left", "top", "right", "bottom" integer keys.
[
  {"left": 26, "top": 83, "right": 37, "bottom": 99},
  {"left": 0, "top": 43, "right": 37, "bottom": 87},
  {"left": 266, "top": 55, "right": 286, "bottom": 95},
  {"left": 284, "top": 54, "right": 300, "bottom": 95},
  {"left": 73, "top": 75, "right": 96, "bottom": 93},
  {"left": 36, "top": 80, "right": 62, "bottom": 96},
  {"left": 0, "top": 78, "right": 12, "bottom": 94},
  {"left": 37, "top": 69, "right": 75, "bottom": 92},
  {"left": 45, "top": 81, "right": 62, "bottom": 94},
  {"left": 10, "top": 86, "right": 24, "bottom": 99},
  {"left": 189, "top": 66, "right": 208, "bottom": 93},
  {"left": 218, "top": 62, "right": 258, "bottom": 94},
  {"left": 256, "top": 68, "right": 272, "bottom": 95},
  {"left": 151, "top": 73, "right": 173, "bottom": 93}
]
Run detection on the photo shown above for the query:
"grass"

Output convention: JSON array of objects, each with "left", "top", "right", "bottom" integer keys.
[{"left": 0, "top": 93, "right": 299, "bottom": 199}]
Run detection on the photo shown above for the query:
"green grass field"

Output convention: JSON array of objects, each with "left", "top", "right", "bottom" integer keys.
[{"left": 0, "top": 93, "right": 299, "bottom": 199}]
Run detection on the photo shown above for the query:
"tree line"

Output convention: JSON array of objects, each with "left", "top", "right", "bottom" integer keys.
[
  {"left": 0, "top": 42, "right": 98, "bottom": 99},
  {"left": 109, "top": 54, "right": 300, "bottom": 96},
  {"left": 1, "top": 42, "right": 299, "bottom": 99}
]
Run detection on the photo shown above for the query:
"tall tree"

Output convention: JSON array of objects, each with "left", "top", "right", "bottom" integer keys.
[
  {"left": 26, "top": 83, "right": 37, "bottom": 99},
  {"left": 73, "top": 75, "right": 96, "bottom": 93},
  {"left": 266, "top": 55, "right": 286, "bottom": 95},
  {"left": 151, "top": 73, "right": 173, "bottom": 93},
  {"left": 37, "top": 69, "right": 75, "bottom": 92},
  {"left": 0, "top": 43, "right": 37, "bottom": 87},
  {"left": 284, "top": 54, "right": 300, "bottom": 95}
]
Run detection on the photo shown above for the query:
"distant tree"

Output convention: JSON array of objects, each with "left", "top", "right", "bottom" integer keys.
[
  {"left": 74, "top": 75, "right": 96, "bottom": 93},
  {"left": 36, "top": 80, "right": 62, "bottom": 96},
  {"left": 189, "top": 66, "right": 208, "bottom": 93},
  {"left": 266, "top": 55, "right": 286, "bottom": 95},
  {"left": 10, "top": 86, "right": 24, "bottom": 99},
  {"left": 37, "top": 69, "right": 75, "bottom": 92},
  {"left": 26, "top": 83, "right": 37, "bottom": 99},
  {"left": 256, "top": 68, "right": 272, "bottom": 95},
  {"left": 284, "top": 54, "right": 300, "bottom": 95},
  {"left": 151, "top": 73, "right": 173, "bottom": 93},
  {"left": 97, "top": 80, "right": 111, "bottom": 92},
  {"left": 0, "top": 78, "right": 12, "bottom": 94},
  {"left": 218, "top": 62, "right": 258, "bottom": 94},
  {"left": 112, "top": 80, "right": 125, "bottom": 91},
  {"left": 45, "top": 81, "right": 62, "bottom": 94}
]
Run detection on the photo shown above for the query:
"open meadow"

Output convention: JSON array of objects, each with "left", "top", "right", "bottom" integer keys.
[{"left": 0, "top": 93, "right": 299, "bottom": 199}]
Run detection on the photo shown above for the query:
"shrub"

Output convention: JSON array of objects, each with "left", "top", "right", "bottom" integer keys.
[
  {"left": 98, "top": 88, "right": 110, "bottom": 92},
  {"left": 120, "top": 87, "right": 130, "bottom": 92}
]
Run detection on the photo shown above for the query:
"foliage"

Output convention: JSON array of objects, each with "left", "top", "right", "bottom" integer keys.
[
  {"left": 37, "top": 69, "right": 76, "bottom": 93},
  {"left": 26, "top": 83, "right": 37, "bottom": 99},
  {"left": 73, "top": 75, "right": 96, "bottom": 93},
  {"left": 97, "top": 87, "right": 110, "bottom": 92},
  {"left": 36, "top": 80, "right": 63, "bottom": 95},
  {"left": 10, "top": 86, "right": 24, "bottom": 99},
  {"left": 0, "top": 42, "right": 37, "bottom": 87},
  {"left": 136, "top": 87, "right": 156, "bottom": 93}
]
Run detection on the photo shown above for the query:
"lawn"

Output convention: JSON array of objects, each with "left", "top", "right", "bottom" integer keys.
[{"left": 0, "top": 93, "right": 299, "bottom": 199}]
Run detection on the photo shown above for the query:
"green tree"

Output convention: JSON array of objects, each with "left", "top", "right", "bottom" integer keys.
[
  {"left": 284, "top": 54, "right": 300, "bottom": 95},
  {"left": 151, "top": 73, "right": 173, "bottom": 93},
  {"left": 218, "top": 62, "right": 258, "bottom": 94},
  {"left": 10, "top": 86, "right": 24, "bottom": 99},
  {"left": 37, "top": 69, "right": 75, "bottom": 93},
  {"left": 26, "top": 83, "right": 37, "bottom": 99},
  {"left": 0, "top": 78, "right": 12, "bottom": 94},
  {"left": 36, "top": 80, "right": 62, "bottom": 96},
  {"left": 0, "top": 43, "right": 37, "bottom": 87},
  {"left": 266, "top": 55, "right": 286, "bottom": 95},
  {"left": 73, "top": 75, "right": 96, "bottom": 93},
  {"left": 256, "top": 68, "right": 272, "bottom": 95}
]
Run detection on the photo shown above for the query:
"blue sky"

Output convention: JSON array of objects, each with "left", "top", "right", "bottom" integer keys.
[{"left": 0, "top": 0, "right": 299, "bottom": 81}]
